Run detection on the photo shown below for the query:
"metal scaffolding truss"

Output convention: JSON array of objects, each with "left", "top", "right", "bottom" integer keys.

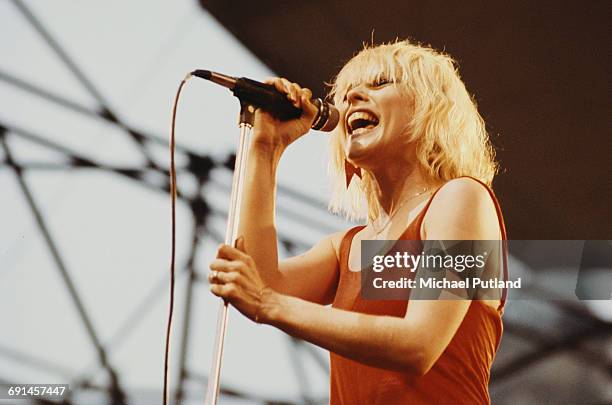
[
  {"left": 1, "top": 1, "right": 610, "bottom": 404},
  {"left": 1, "top": 1, "right": 332, "bottom": 403}
]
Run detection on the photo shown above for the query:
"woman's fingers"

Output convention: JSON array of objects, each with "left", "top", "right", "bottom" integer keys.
[
  {"left": 264, "top": 77, "right": 293, "bottom": 101},
  {"left": 208, "top": 269, "right": 239, "bottom": 285},
  {"left": 288, "top": 83, "right": 302, "bottom": 107},
  {"left": 264, "top": 77, "right": 314, "bottom": 109},
  {"left": 252, "top": 77, "right": 317, "bottom": 148},
  {"left": 301, "top": 87, "right": 313, "bottom": 101},
  {"left": 216, "top": 243, "right": 253, "bottom": 264},
  {"left": 278, "top": 77, "right": 293, "bottom": 93},
  {"left": 207, "top": 242, "right": 268, "bottom": 323},
  {"left": 300, "top": 89, "right": 318, "bottom": 118},
  {"left": 210, "top": 282, "right": 237, "bottom": 299},
  {"left": 209, "top": 258, "right": 244, "bottom": 273}
]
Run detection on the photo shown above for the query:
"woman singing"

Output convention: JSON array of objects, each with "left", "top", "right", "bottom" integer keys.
[{"left": 208, "top": 40, "right": 507, "bottom": 404}]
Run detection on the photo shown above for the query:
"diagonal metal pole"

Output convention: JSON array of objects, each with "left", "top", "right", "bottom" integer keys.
[
  {"left": 11, "top": 0, "right": 158, "bottom": 169},
  {"left": 0, "top": 343, "right": 74, "bottom": 379},
  {"left": 0, "top": 69, "right": 203, "bottom": 156},
  {"left": 0, "top": 130, "right": 126, "bottom": 404},
  {"left": 11, "top": 0, "right": 109, "bottom": 108}
]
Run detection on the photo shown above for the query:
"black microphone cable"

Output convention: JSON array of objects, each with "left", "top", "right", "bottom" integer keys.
[{"left": 165, "top": 72, "right": 191, "bottom": 405}]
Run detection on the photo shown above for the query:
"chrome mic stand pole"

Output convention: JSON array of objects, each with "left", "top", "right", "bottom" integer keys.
[{"left": 204, "top": 101, "right": 256, "bottom": 405}]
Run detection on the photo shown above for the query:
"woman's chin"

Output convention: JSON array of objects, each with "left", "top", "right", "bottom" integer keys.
[
  {"left": 345, "top": 144, "right": 366, "bottom": 163},
  {"left": 345, "top": 137, "right": 377, "bottom": 164},
  {"left": 345, "top": 127, "right": 383, "bottom": 159}
]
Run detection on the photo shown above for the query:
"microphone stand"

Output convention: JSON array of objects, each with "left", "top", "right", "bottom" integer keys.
[{"left": 204, "top": 100, "right": 256, "bottom": 405}]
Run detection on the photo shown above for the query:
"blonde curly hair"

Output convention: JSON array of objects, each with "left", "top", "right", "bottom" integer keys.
[{"left": 327, "top": 40, "right": 498, "bottom": 221}]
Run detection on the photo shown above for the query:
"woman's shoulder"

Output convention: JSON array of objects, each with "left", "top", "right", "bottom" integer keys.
[
  {"left": 432, "top": 177, "right": 495, "bottom": 205},
  {"left": 329, "top": 226, "right": 365, "bottom": 261},
  {"left": 422, "top": 177, "right": 501, "bottom": 240}
]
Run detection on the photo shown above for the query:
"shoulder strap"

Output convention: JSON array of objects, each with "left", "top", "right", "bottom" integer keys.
[{"left": 338, "top": 226, "right": 366, "bottom": 270}]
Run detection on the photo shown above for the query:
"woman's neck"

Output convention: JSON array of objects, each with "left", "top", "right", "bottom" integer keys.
[{"left": 369, "top": 161, "right": 437, "bottom": 217}]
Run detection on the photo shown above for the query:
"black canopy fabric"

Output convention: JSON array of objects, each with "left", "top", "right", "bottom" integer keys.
[{"left": 200, "top": 0, "right": 612, "bottom": 240}]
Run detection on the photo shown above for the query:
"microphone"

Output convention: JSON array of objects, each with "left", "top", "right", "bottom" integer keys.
[{"left": 191, "top": 69, "right": 339, "bottom": 132}]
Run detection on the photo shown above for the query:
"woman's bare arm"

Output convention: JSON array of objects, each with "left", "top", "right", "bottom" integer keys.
[{"left": 275, "top": 231, "right": 344, "bottom": 304}]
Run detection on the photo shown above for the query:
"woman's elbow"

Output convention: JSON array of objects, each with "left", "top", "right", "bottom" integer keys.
[{"left": 399, "top": 347, "right": 437, "bottom": 377}]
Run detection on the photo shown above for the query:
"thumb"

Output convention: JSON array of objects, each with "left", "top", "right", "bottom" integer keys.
[{"left": 235, "top": 236, "right": 246, "bottom": 252}]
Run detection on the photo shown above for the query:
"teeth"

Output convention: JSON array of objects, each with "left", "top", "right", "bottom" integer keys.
[
  {"left": 348, "top": 111, "right": 377, "bottom": 126},
  {"left": 347, "top": 111, "right": 379, "bottom": 134}
]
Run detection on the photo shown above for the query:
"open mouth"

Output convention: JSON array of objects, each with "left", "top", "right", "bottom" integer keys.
[{"left": 347, "top": 110, "right": 380, "bottom": 136}]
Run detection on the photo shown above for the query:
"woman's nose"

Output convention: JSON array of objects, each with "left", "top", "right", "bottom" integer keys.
[{"left": 346, "top": 85, "right": 369, "bottom": 104}]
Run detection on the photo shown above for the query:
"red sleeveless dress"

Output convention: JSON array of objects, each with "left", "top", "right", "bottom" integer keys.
[{"left": 330, "top": 178, "right": 508, "bottom": 404}]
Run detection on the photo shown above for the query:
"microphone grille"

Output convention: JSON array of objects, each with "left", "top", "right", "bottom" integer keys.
[
  {"left": 311, "top": 99, "right": 340, "bottom": 132},
  {"left": 320, "top": 104, "right": 339, "bottom": 132}
]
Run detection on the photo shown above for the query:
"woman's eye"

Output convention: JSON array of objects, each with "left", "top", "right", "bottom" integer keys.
[
  {"left": 370, "top": 78, "right": 391, "bottom": 87},
  {"left": 341, "top": 78, "right": 390, "bottom": 101}
]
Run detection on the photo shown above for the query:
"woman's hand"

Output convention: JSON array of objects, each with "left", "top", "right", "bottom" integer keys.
[
  {"left": 251, "top": 78, "right": 319, "bottom": 151},
  {"left": 209, "top": 237, "right": 277, "bottom": 323}
]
